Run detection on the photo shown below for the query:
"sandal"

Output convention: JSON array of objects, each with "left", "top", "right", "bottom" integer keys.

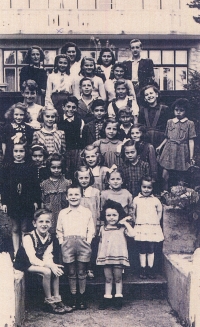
[
  {"left": 44, "top": 298, "right": 65, "bottom": 314},
  {"left": 56, "top": 301, "right": 73, "bottom": 313},
  {"left": 87, "top": 270, "right": 94, "bottom": 279}
]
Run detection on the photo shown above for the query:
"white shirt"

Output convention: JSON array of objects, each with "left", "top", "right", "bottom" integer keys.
[
  {"left": 45, "top": 71, "right": 73, "bottom": 105},
  {"left": 133, "top": 193, "right": 162, "bottom": 225}
]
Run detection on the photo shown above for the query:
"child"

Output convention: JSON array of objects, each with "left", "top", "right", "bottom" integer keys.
[
  {"left": 60, "top": 42, "right": 82, "bottom": 80},
  {"left": 82, "top": 99, "right": 107, "bottom": 147},
  {"left": 96, "top": 199, "right": 135, "bottom": 310},
  {"left": 56, "top": 184, "right": 95, "bottom": 310},
  {"left": 80, "top": 144, "right": 109, "bottom": 191},
  {"left": 130, "top": 124, "right": 158, "bottom": 181},
  {"left": 45, "top": 54, "right": 73, "bottom": 121},
  {"left": 133, "top": 176, "right": 164, "bottom": 279},
  {"left": 118, "top": 107, "right": 133, "bottom": 141},
  {"left": 14, "top": 208, "right": 73, "bottom": 314},
  {"left": 93, "top": 118, "right": 122, "bottom": 168},
  {"left": 40, "top": 153, "right": 71, "bottom": 233},
  {"left": 156, "top": 98, "right": 196, "bottom": 191},
  {"left": 119, "top": 139, "right": 150, "bottom": 198},
  {"left": 77, "top": 77, "right": 98, "bottom": 123},
  {"left": 58, "top": 96, "right": 84, "bottom": 180},
  {"left": 2, "top": 102, "right": 33, "bottom": 162},
  {"left": 108, "top": 79, "right": 139, "bottom": 123},
  {"left": 1, "top": 141, "right": 39, "bottom": 255},
  {"left": 30, "top": 143, "right": 49, "bottom": 182},
  {"left": 138, "top": 85, "right": 170, "bottom": 148},
  {"left": 32, "top": 106, "right": 66, "bottom": 156},
  {"left": 73, "top": 57, "right": 106, "bottom": 101},
  {"left": 21, "top": 79, "right": 43, "bottom": 130},
  {"left": 101, "top": 167, "right": 133, "bottom": 217}
]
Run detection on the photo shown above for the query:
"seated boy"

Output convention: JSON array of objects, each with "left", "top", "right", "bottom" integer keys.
[
  {"left": 56, "top": 184, "right": 95, "bottom": 310},
  {"left": 78, "top": 77, "right": 99, "bottom": 123}
]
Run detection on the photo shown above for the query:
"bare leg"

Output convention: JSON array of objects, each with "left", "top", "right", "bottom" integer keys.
[
  {"left": 10, "top": 218, "right": 20, "bottom": 255},
  {"left": 28, "top": 266, "right": 52, "bottom": 299},
  {"left": 52, "top": 276, "right": 60, "bottom": 297},
  {"left": 104, "top": 266, "right": 113, "bottom": 297},
  {"left": 113, "top": 267, "right": 123, "bottom": 296}
]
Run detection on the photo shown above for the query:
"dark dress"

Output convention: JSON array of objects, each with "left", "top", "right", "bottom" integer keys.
[{"left": 20, "top": 65, "right": 47, "bottom": 95}]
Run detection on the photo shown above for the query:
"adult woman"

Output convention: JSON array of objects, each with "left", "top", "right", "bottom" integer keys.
[
  {"left": 61, "top": 42, "right": 81, "bottom": 80},
  {"left": 96, "top": 47, "right": 115, "bottom": 82}
]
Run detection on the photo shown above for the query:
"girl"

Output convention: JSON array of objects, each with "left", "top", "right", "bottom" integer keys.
[
  {"left": 40, "top": 153, "right": 71, "bottom": 233},
  {"left": 80, "top": 144, "right": 109, "bottom": 191},
  {"left": 93, "top": 118, "right": 123, "bottom": 168},
  {"left": 96, "top": 199, "right": 135, "bottom": 309},
  {"left": 96, "top": 47, "right": 115, "bottom": 82},
  {"left": 108, "top": 79, "right": 139, "bottom": 123},
  {"left": 156, "top": 98, "right": 196, "bottom": 191},
  {"left": 73, "top": 57, "right": 106, "bottom": 101},
  {"left": 105, "top": 62, "right": 136, "bottom": 102},
  {"left": 1, "top": 141, "right": 39, "bottom": 255},
  {"left": 61, "top": 42, "right": 82, "bottom": 80},
  {"left": 101, "top": 167, "right": 133, "bottom": 217},
  {"left": 138, "top": 85, "right": 170, "bottom": 148},
  {"left": 32, "top": 106, "right": 66, "bottom": 156},
  {"left": 130, "top": 124, "right": 158, "bottom": 181},
  {"left": 14, "top": 208, "right": 72, "bottom": 314},
  {"left": 2, "top": 102, "right": 33, "bottom": 163},
  {"left": 133, "top": 176, "right": 164, "bottom": 279},
  {"left": 21, "top": 79, "right": 43, "bottom": 130},
  {"left": 45, "top": 54, "right": 73, "bottom": 120},
  {"left": 20, "top": 45, "right": 47, "bottom": 105}
]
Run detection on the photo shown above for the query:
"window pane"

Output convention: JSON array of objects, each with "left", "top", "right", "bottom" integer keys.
[
  {"left": 17, "top": 50, "right": 27, "bottom": 65},
  {"left": 161, "top": 0, "right": 180, "bottom": 10},
  {"left": 175, "top": 67, "right": 187, "bottom": 90},
  {"left": 117, "top": 48, "right": 131, "bottom": 62},
  {"left": 163, "top": 67, "right": 174, "bottom": 90},
  {"left": 78, "top": 0, "right": 95, "bottom": 9},
  {"left": 154, "top": 67, "right": 160, "bottom": 89},
  {"left": 149, "top": 51, "right": 161, "bottom": 64},
  {"left": 141, "top": 50, "right": 148, "bottom": 59},
  {"left": 97, "top": 0, "right": 112, "bottom": 9},
  {"left": 44, "top": 50, "right": 57, "bottom": 65},
  {"left": 4, "top": 51, "right": 16, "bottom": 65},
  {"left": 162, "top": 51, "right": 174, "bottom": 64},
  {"left": 175, "top": 50, "right": 187, "bottom": 65},
  {"left": 115, "top": 0, "right": 142, "bottom": 10},
  {"left": 4, "top": 68, "right": 16, "bottom": 92},
  {"left": 11, "top": 0, "right": 29, "bottom": 9},
  {"left": 81, "top": 50, "right": 97, "bottom": 61},
  {"left": 30, "top": 0, "right": 48, "bottom": 9},
  {"left": 143, "top": 0, "right": 160, "bottom": 10}
]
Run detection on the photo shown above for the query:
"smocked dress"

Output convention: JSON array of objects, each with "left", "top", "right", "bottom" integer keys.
[
  {"left": 158, "top": 118, "right": 196, "bottom": 171},
  {"left": 96, "top": 226, "right": 130, "bottom": 266},
  {"left": 93, "top": 138, "right": 122, "bottom": 168}
]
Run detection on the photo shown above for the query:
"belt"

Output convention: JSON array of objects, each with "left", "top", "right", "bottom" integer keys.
[{"left": 64, "top": 235, "right": 86, "bottom": 240}]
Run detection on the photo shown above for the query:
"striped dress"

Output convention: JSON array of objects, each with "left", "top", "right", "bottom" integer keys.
[{"left": 32, "top": 127, "right": 66, "bottom": 155}]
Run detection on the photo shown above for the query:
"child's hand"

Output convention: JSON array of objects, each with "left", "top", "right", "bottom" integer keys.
[
  {"left": 2, "top": 205, "right": 7, "bottom": 213},
  {"left": 190, "top": 159, "right": 195, "bottom": 166},
  {"left": 156, "top": 146, "right": 161, "bottom": 155},
  {"left": 34, "top": 203, "right": 38, "bottom": 211},
  {"left": 50, "top": 264, "right": 64, "bottom": 277},
  {"left": 119, "top": 216, "right": 132, "bottom": 225}
]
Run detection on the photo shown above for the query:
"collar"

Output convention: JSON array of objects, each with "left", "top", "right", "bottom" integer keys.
[
  {"left": 41, "top": 127, "right": 57, "bottom": 134},
  {"left": 64, "top": 205, "right": 83, "bottom": 214},
  {"left": 138, "top": 193, "right": 154, "bottom": 198},
  {"left": 80, "top": 94, "right": 95, "bottom": 104},
  {"left": 101, "top": 138, "right": 120, "bottom": 144},
  {"left": 173, "top": 117, "right": 188, "bottom": 123},
  {"left": 35, "top": 229, "right": 50, "bottom": 243},
  {"left": 120, "top": 123, "right": 132, "bottom": 131},
  {"left": 64, "top": 115, "right": 74, "bottom": 122}
]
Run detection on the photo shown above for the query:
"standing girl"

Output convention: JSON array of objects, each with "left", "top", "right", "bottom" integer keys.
[
  {"left": 32, "top": 106, "right": 66, "bottom": 156},
  {"left": 133, "top": 176, "right": 164, "bottom": 279},
  {"left": 96, "top": 199, "right": 135, "bottom": 309},
  {"left": 96, "top": 48, "right": 115, "bottom": 82},
  {"left": 40, "top": 153, "right": 71, "bottom": 233},
  {"left": 156, "top": 98, "right": 196, "bottom": 191},
  {"left": 93, "top": 118, "right": 122, "bottom": 168},
  {"left": 61, "top": 42, "right": 82, "bottom": 80}
]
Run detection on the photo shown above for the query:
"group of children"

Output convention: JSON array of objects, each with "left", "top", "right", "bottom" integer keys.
[{"left": 1, "top": 44, "right": 197, "bottom": 314}]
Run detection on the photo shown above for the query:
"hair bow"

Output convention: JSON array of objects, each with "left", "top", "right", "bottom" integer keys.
[
  {"left": 107, "top": 164, "right": 118, "bottom": 174},
  {"left": 116, "top": 138, "right": 130, "bottom": 153},
  {"left": 11, "top": 132, "right": 23, "bottom": 144}
]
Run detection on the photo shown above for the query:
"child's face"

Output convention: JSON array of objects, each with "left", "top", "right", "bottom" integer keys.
[
  {"left": 81, "top": 80, "right": 93, "bottom": 96},
  {"left": 30, "top": 49, "right": 40, "bottom": 66},
  {"left": 174, "top": 106, "right": 186, "bottom": 120},
  {"left": 130, "top": 127, "right": 142, "bottom": 142},
  {"left": 124, "top": 145, "right": 137, "bottom": 163},
  {"left": 85, "top": 149, "right": 98, "bottom": 167},
  {"left": 83, "top": 59, "right": 95, "bottom": 75},
  {"left": 13, "top": 144, "right": 25, "bottom": 163},
  {"left": 114, "top": 67, "right": 125, "bottom": 80},
  {"left": 116, "top": 85, "right": 127, "bottom": 99},
  {"left": 22, "top": 87, "right": 37, "bottom": 105},
  {"left": 109, "top": 171, "right": 123, "bottom": 190},
  {"left": 93, "top": 106, "right": 106, "bottom": 121},
  {"left": 67, "top": 187, "right": 82, "bottom": 207},
  {"left": 14, "top": 108, "right": 25, "bottom": 125},
  {"left": 33, "top": 214, "right": 52, "bottom": 237},
  {"left": 66, "top": 47, "right": 76, "bottom": 63},
  {"left": 119, "top": 112, "right": 132, "bottom": 126},
  {"left": 50, "top": 160, "right": 62, "bottom": 178},
  {"left": 77, "top": 170, "right": 90, "bottom": 189},
  {"left": 43, "top": 110, "right": 56, "bottom": 128},
  {"left": 57, "top": 58, "right": 68, "bottom": 73},
  {"left": 144, "top": 87, "right": 158, "bottom": 106},
  {"left": 105, "top": 122, "right": 118, "bottom": 139},
  {"left": 101, "top": 51, "right": 113, "bottom": 67},
  {"left": 105, "top": 208, "right": 119, "bottom": 226},
  {"left": 63, "top": 101, "right": 77, "bottom": 118},
  {"left": 32, "top": 150, "right": 44, "bottom": 167},
  {"left": 141, "top": 180, "right": 153, "bottom": 197}
]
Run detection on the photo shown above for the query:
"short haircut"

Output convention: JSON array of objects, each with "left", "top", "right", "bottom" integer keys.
[
  {"left": 66, "top": 183, "right": 83, "bottom": 196},
  {"left": 97, "top": 47, "right": 115, "bottom": 65},
  {"left": 130, "top": 39, "right": 142, "bottom": 48},
  {"left": 33, "top": 208, "right": 52, "bottom": 222},
  {"left": 21, "top": 79, "right": 38, "bottom": 93},
  {"left": 121, "top": 139, "right": 140, "bottom": 161},
  {"left": 100, "top": 199, "right": 126, "bottom": 225},
  {"left": 140, "top": 176, "right": 154, "bottom": 190},
  {"left": 101, "top": 118, "right": 120, "bottom": 139},
  {"left": 25, "top": 45, "right": 45, "bottom": 64},
  {"left": 140, "top": 84, "right": 160, "bottom": 101},
  {"left": 114, "top": 79, "right": 129, "bottom": 92},
  {"left": 62, "top": 96, "right": 78, "bottom": 108},
  {"left": 46, "top": 153, "right": 66, "bottom": 174},
  {"left": 110, "top": 62, "right": 128, "bottom": 80},
  {"left": 74, "top": 165, "right": 95, "bottom": 186},
  {"left": 171, "top": 98, "right": 189, "bottom": 113},
  {"left": 91, "top": 99, "right": 106, "bottom": 112},
  {"left": 53, "top": 54, "right": 71, "bottom": 75},
  {"left": 118, "top": 106, "right": 132, "bottom": 117},
  {"left": 80, "top": 144, "right": 104, "bottom": 166},
  {"left": 79, "top": 77, "right": 94, "bottom": 88},
  {"left": 61, "top": 42, "right": 82, "bottom": 62}
]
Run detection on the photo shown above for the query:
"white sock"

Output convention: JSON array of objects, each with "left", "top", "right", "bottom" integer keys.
[
  {"left": 139, "top": 253, "right": 146, "bottom": 267},
  {"left": 147, "top": 253, "right": 154, "bottom": 268}
]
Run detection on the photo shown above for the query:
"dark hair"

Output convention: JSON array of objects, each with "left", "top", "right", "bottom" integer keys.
[
  {"left": 130, "top": 39, "right": 142, "bottom": 48},
  {"left": 121, "top": 139, "right": 140, "bottom": 161},
  {"left": 118, "top": 106, "right": 132, "bottom": 117},
  {"left": 25, "top": 45, "right": 45, "bottom": 65},
  {"left": 139, "top": 84, "right": 160, "bottom": 104},
  {"left": 101, "top": 199, "right": 126, "bottom": 225},
  {"left": 97, "top": 48, "right": 115, "bottom": 66},
  {"left": 30, "top": 143, "right": 48, "bottom": 159},
  {"left": 140, "top": 175, "right": 154, "bottom": 191},
  {"left": 12, "top": 141, "right": 28, "bottom": 161},
  {"left": 110, "top": 62, "right": 128, "bottom": 80},
  {"left": 37, "top": 106, "right": 58, "bottom": 123},
  {"left": 4, "top": 102, "right": 30, "bottom": 123},
  {"left": 74, "top": 166, "right": 95, "bottom": 187},
  {"left": 79, "top": 77, "right": 94, "bottom": 88},
  {"left": 91, "top": 99, "right": 106, "bottom": 112},
  {"left": 53, "top": 54, "right": 71, "bottom": 75},
  {"left": 62, "top": 95, "right": 78, "bottom": 108},
  {"left": 80, "top": 57, "right": 96, "bottom": 77},
  {"left": 61, "top": 42, "right": 81, "bottom": 62},
  {"left": 106, "top": 167, "right": 124, "bottom": 186},
  {"left": 21, "top": 79, "right": 38, "bottom": 93},
  {"left": 80, "top": 144, "right": 104, "bottom": 166},
  {"left": 130, "top": 124, "right": 148, "bottom": 142},
  {"left": 46, "top": 153, "right": 66, "bottom": 175},
  {"left": 114, "top": 79, "right": 129, "bottom": 94},
  {"left": 66, "top": 183, "right": 83, "bottom": 197},
  {"left": 33, "top": 208, "right": 52, "bottom": 222},
  {"left": 101, "top": 118, "right": 120, "bottom": 139},
  {"left": 171, "top": 98, "right": 189, "bottom": 114}
]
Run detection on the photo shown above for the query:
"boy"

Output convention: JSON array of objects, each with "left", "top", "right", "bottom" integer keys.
[
  {"left": 82, "top": 99, "right": 107, "bottom": 147},
  {"left": 78, "top": 77, "right": 98, "bottom": 123},
  {"left": 56, "top": 184, "right": 95, "bottom": 310},
  {"left": 118, "top": 107, "right": 133, "bottom": 141},
  {"left": 14, "top": 208, "right": 73, "bottom": 314}
]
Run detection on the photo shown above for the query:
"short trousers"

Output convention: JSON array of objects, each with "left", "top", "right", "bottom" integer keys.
[{"left": 61, "top": 236, "right": 92, "bottom": 263}]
